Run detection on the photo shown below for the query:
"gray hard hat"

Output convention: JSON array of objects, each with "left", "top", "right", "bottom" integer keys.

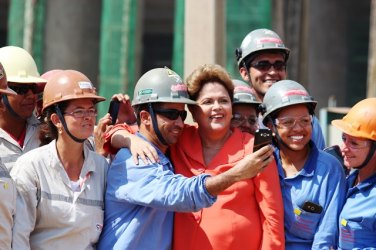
[
  {"left": 132, "top": 67, "right": 196, "bottom": 106},
  {"left": 260, "top": 80, "right": 317, "bottom": 124},
  {"left": 235, "top": 29, "right": 290, "bottom": 68},
  {"left": 232, "top": 79, "right": 261, "bottom": 105}
]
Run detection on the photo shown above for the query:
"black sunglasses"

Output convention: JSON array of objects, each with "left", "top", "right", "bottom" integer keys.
[
  {"left": 251, "top": 60, "right": 286, "bottom": 71},
  {"left": 154, "top": 108, "right": 187, "bottom": 121},
  {"left": 8, "top": 84, "right": 38, "bottom": 95}
]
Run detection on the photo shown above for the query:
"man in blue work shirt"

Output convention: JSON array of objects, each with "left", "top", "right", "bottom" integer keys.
[
  {"left": 235, "top": 29, "right": 326, "bottom": 149},
  {"left": 97, "top": 67, "right": 274, "bottom": 250}
]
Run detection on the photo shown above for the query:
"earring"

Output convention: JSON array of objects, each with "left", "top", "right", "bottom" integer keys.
[{"left": 58, "top": 127, "right": 63, "bottom": 134}]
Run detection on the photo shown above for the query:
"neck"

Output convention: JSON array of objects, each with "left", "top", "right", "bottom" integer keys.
[
  {"left": 0, "top": 111, "right": 27, "bottom": 138},
  {"left": 279, "top": 145, "right": 310, "bottom": 176},
  {"left": 56, "top": 137, "right": 85, "bottom": 181},
  {"left": 140, "top": 126, "right": 167, "bottom": 154},
  {"left": 356, "top": 156, "right": 376, "bottom": 184},
  {"left": 200, "top": 128, "right": 232, "bottom": 150}
]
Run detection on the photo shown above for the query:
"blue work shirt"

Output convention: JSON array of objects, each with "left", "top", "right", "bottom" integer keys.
[
  {"left": 338, "top": 170, "right": 376, "bottom": 249},
  {"left": 97, "top": 133, "right": 216, "bottom": 250},
  {"left": 275, "top": 142, "right": 346, "bottom": 250}
]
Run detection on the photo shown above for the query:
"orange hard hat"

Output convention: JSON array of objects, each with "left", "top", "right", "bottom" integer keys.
[
  {"left": 42, "top": 70, "right": 105, "bottom": 112},
  {"left": 0, "top": 62, "right": 17, "bottom": 95},
  {"left": 332, "top": 98, "right": 376, "bottom": 141}
]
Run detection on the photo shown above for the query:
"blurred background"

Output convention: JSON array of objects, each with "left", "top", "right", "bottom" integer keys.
[{"left": 0, "top": 0, "right": 375, "bottom": 145}]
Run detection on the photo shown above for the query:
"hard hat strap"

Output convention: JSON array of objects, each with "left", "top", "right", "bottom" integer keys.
[
  {"left": 148, "top": 103, "right": 168, "bottom": 146},
  {"left": 356, "top": 141, "right": 376, "bottom": 169},
  {"left": 55, "top": 105, "right": 86, "bottom": 143},
  {"left": 2, "top": 95, "right": 23, "bottom": 119}
]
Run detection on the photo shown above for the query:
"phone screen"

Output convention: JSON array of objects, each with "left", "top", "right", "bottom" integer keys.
[
  {"left": 253, "top": 128, "right": 273, "bottom": 152},
  {"left": 108, "top": 100, "right": 120, "bottom": 125}
]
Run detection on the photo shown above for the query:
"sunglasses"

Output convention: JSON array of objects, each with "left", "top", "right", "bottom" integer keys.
[
  {"left": 8, "top": 84, "right": 38, "bottom": 95},
  {"left": 231, "top": 113, "right": 258, "bottom": 126},
  {"left": 154, "top": 108, "right": 187, "bottom": 121},
  {"left": 251, "top": 60, "right": 286, "bottom": 71}
]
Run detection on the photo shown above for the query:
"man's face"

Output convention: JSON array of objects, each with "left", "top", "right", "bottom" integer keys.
[
  {"left": 240, "top": 53, "right": 287, "bottom": 101},
  {"left": 153, "top": 102, "right": 186, "bottom": 146},
  {"left": 231, "top": 103, "right": 258, "bottom": 135},
  {"left": 6, "top": 83, "right": 38, "bottom": 119}
]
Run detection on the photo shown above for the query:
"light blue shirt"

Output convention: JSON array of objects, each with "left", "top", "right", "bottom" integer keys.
[
  {"left": 338, "top": 170, "right": 376, "bottom": 249},
  {"left": 275, "top": 142, "right": 346, "bottom": 249},
  {"left": 97, "top": 133, "right": 216, "bottom": 250}
]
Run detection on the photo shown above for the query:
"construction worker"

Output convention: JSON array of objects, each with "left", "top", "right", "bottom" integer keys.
[
  {"left": 0, "top": 46, "right": 46, "bottom": 172},
  {"left": 97, "top": 67, "right": 274, "bottom": 249},
  {"left": 261, "top": 80, "right": 346, "bottom": 249},
  {"left": 331, "top": 98, "right": 376, "bottom": 249},
  {"left": 0, "top": 62, "right": 17, "bottom": 249},
  {"left": 236, "top": 28, "right": 326, "bottom": 149},
  {"left": 11, "top": 70, "right": 108, "bottom": 249},
  {"left": 231, "top": 79, "right": 261, "bottom": 134}
]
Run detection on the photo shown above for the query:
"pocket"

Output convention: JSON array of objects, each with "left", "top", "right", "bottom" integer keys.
[
  {"left": 289, "top": 207, "right": 321, "bottom": 240},
  {"left": 89, "top": 207, "right": 104, "bottom": 244},
  {"left": 339, "top": 218, "right": 376, "bottom": 249}
]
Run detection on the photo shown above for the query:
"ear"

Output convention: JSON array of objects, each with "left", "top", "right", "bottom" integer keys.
[
  {"left": 50, "top": 113, "right": 62, "bottom": 129},
  {"left": 239, "top": 67, "right": 249, "bottom": 81},
  {"left": 139, "top": 110, "right": 151, "bottom": 126}
]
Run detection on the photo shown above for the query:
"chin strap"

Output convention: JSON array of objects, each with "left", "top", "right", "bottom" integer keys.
[
  {"left": 356, "top": 141, "right": 376, "bottom": 169},
  {"left": 148, "top": 103, "right": 168, "bottom": 146},
  {"left": 2, "top": 95, "right": 23, "bottom": 119},
  {"left": 55, "top": 105, "right": 86, "bottom": 143}
]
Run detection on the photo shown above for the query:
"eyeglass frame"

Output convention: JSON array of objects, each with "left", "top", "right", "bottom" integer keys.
[
  {"left": 231, "top": 113, "right": 258, "bottom": 126},
  {"left": 153, "top": 108, "right": 187, "bottom": 121},
  {"left": 8, "top": 83, "right": 38, "bottom": 95},
  {"left": 64, "top": 108, "right": 98, "bottom": 118},
  {"left": 250, "top": 60, "right": 287, "bottom": 71},
  {"left": 341, "top": 133, "right": 371, "bottom": 150},
  {"left": 274, "top": 115, "right": 313, "bottom": 129}
]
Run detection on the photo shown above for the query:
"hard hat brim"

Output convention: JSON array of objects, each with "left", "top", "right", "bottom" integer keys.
[
  {"left": 0, "top": 87, "right": 17, "bottom": 96},
  {"left": 7, "top": 75, "right": 47, "bottom": 84}
]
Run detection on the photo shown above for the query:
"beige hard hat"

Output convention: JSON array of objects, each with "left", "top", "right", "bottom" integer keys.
[
  {"left": 0, "top": 46, "right": 47, "bottom": 84},
  {"left": 0, "top": 62, "right": 17, "bottom": 95},
  {"left": 42, "top": 70, "right": 105, "bottom": 112}
]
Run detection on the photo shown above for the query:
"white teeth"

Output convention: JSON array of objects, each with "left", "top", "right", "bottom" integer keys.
[
  {"left": 291, "top": 136, "right": 303, "bottom": 140},
  {"left": 211, "top": 115, "right": 223, "bottom": 119}
]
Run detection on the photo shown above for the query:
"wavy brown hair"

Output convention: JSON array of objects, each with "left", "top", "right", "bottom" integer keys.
[{"left": 186, "top": 64, "right": 234, "bottom": 102}]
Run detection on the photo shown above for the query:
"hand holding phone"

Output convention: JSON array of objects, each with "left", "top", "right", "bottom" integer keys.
[
  {"left": 253, "top": 129, "right": 273, "bottom": 152},
  {"left": 108, "top": 100, "right": 120, "bottom": 125}
]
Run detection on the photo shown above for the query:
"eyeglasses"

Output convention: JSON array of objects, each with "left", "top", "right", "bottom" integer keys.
[
  {"left": 341, "top": 133, "right": 371, "bottom": 150},
  {"left": 231, "top": 113, "right": 258, "bottom": 126},
  {"left": 274, "top": 115, "right": 312, "bottom": 129},
  {"left": 64, "top": 108, "right": 97, "bottom": 118},
  {"left": 8, "top": 84, "right": 38, "bottom": 95},
  {"left": 154, "top": 108, "right": 187, "bottom": 121},
  {"left": 251, "top": 60, "right": 286, "bottom": 71}
]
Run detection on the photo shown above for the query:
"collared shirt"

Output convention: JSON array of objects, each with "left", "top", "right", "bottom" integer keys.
[
  {"left": 97, "top": 133, "right": 216, "bottom": 250},
  {"left": 275, "top": 143, "right": 346, "bottom": 250},
  {"left": 11, "top": 140, "right": 108, "bottom": 250},
  {"left": 338, "top": 170, "right": 376, "bottom": 249},
  {"left": 0, "top": 115, "right": 40, "bottom": 172},
  {"left": 0, "top": 160, "right": 16, "bottom": 250},
  {"left": 172, "top": 125, "right": 285, "bottom": 250}
]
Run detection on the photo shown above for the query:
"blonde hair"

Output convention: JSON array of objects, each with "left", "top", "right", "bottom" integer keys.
[{"left": 186, "top": 64, "right": 234, "bottom": 102}]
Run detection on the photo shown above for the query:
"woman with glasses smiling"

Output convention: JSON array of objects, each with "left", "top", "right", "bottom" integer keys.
[
  {"left": 11, "top": 70, "right": 108, "bottom": 250},
  {"left": 331, "top": 98, "right": 376, "bottom": 249},
  {"left": 261, "top": 80, "right": 346, "bottom": 249}
]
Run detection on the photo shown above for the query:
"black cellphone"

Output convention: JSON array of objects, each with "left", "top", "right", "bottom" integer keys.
[
  {"left": 253, "top": 128, "right": 273, "bottom": 152},
  {"left": 108, "top": 99, "right": 120, "bottom": 125},
  {"left": 301, "top": 201, "right": 323, "bottom": 214}
]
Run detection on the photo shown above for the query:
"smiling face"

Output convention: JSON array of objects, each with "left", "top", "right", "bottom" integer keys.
[
  {"left": 340, "top": 133, "right": 372, "bottom": 169},
  {"left": 274, "top": 104, "right": 312, "bottom": 151},
  {"left": 6, "top": 83, "right": 37, "bottom": 119},
  {"left": 59, "top": 99, "right": 97, "bottom": 140},
  {"left": 240, "top": 52, "right": 287, "bottom": 101},
  {"left": 190, "top": 82, "right": 232, "bottom": 136}
]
